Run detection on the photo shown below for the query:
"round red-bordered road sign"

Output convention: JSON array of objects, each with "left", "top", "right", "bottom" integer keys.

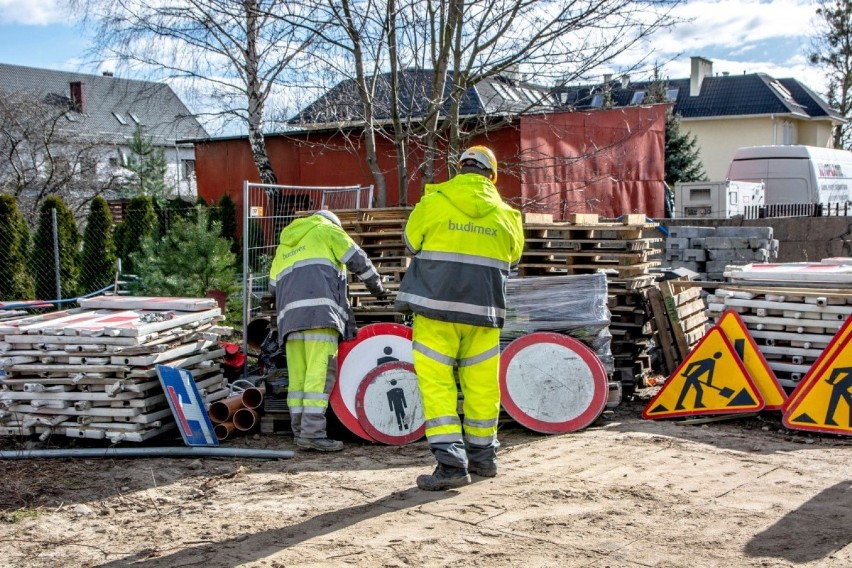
[
  {"left": 332, "top": 323, "right": 414, "bottom": 441},
  {"left": 355, "top": 361, "right": 425, "bottom": 445},
  {"left": 500, "top": 332, "right": 607, "bottom": 434}
]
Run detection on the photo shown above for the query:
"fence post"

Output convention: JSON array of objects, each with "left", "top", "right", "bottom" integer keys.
[{"left": 51, "top": 208, "right": 61, "bottom": 302}]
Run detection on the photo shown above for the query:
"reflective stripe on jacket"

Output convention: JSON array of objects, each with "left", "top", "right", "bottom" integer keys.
[
  {"left": 395, "top": 173, "right": 524, "bottom": 328},
  {"left": 269, "top": 215, "right": 383, "bottom": 341}
]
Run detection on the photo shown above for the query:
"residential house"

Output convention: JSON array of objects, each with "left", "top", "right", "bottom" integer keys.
[
  {"left": 558, "top": 56, "right": 845, "bottom": 180},
  {"left": 0, "top": 62, "right": 208, "bottom": 203}
]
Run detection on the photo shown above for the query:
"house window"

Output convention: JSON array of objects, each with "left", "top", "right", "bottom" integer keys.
[
  {"left": 631, "top": 91, "right": 645, "bottom": 105},
  {"left": 112, "top": 112, "right": 128, "bottom": 125},
  {"left": 182, "top": 159, "right": 196, "bottom": 179},
  {"left": 666, "top": 88, "right": 679, "bottom": 102}
]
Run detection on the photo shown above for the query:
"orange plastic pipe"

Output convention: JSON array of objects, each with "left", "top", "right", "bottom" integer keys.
[
  {"left": 214, "top": 421, "right": 235, "bottom": 441},
  {"left": 208, "top": 395, "right": 244, "bottom": 423},
  {"left": 241, "top": 387, "right": 264, "bottom": 410},
  {"left": 233, "top": 408, "right": 259, "bottom": 432}
]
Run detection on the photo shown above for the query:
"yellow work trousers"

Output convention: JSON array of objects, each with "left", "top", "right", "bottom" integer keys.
[
  {"left": 285, "top": 328, "right": 339, "bottom": 439},
  {"left": 412, "top": 314, "right": 500, "bottom": 468}
]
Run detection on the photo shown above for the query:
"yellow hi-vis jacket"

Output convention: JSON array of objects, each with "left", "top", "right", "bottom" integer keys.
[
  {"left": 269, "top": 215, "right": 384, "bottom": 341},
  {"left": 395, "top": 173, "right": 524, "bottom": 328}
]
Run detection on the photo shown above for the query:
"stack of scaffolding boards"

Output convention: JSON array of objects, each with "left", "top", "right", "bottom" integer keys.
[
  {"left": 519, "top": 213, "right": 664, "bottom": 384},
  {"left": 705, "top": 260, "right": 852, "bottom": 389},
  {"left": 0, "top": 296, "right": 230, "bottom": 443}
]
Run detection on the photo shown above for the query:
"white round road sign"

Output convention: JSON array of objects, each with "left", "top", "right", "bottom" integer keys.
[
  {"left": 332, "top": 323, "right": 414, "bottom": 441},
  {"left": 500, "top": 332, "right": 607, "bottom": 433},
  {"left": 355, "top": 361, "right": 425, "bottom": 445}
]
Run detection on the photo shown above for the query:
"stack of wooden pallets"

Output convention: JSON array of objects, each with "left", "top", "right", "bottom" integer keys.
[
  {"left": 520, "top": 213, "right": 664, "bottom": 385},
  {"left": 0, "top": 296, "right": 231, "bottom": 443},
  {"left": 646, "top": 279, "right": 710, "bottom": 376}
]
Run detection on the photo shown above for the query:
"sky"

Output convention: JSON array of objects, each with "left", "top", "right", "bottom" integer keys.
[{"left": 0, "top": 0, "right": 830, "bottom": 126}]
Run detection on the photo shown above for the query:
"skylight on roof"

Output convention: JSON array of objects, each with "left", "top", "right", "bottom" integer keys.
[
  {"left": 770, "top": 80, "right": 794, "bottom": 102},
  {"left": 666, "top": 88, "right": 679, "bottom": 102},
  {"left": 112, "top": 112, "right": 128, "bottom": 125},
  {"left": 591, "top": 94, "right": 604, "bottom": 107},
  {"left": 128, "top": 112, "right": 143, "bottom": 125},
  {"left": 631, "top": 91, "right": 645, "bottom": 105}
]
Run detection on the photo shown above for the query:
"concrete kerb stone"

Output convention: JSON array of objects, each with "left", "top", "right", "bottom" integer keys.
[{"left": 715, "top": 226, "right": 773, "bottom": 239}]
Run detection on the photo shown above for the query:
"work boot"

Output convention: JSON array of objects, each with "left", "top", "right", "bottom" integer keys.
[
  {"left": 468, "top": 460, "right": 498, "bottom": 478},
  {"left": 296, "top": 437, "right": 344, "bottom": 452},
  {"left": 416, "top": 463, "right": 471, "bottom": 491}
]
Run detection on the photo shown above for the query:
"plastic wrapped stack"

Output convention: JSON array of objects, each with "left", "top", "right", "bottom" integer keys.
[{"left": 503, "top": 272, "right": 613, "bottom": 372}]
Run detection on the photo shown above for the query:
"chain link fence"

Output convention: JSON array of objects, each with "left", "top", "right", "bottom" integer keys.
[{"left": 0, "top": 199, "right": 235, "bottom": 312}]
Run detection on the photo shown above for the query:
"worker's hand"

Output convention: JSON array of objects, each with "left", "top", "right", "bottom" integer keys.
[{"left": 376, "top": 290, "right": 390, "bottom": 301}]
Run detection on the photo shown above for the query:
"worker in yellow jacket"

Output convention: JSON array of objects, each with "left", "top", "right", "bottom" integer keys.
[
  {"left": 396, "top": 146, "right": 524, "bottom": 490},
  {"left": 269, "top": 210, "right": 386, "bottom": 451}
]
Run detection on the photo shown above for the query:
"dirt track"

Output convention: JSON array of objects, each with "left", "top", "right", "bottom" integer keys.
[{"left": 0, "top": 391, "right": 850, "bottom": 568}]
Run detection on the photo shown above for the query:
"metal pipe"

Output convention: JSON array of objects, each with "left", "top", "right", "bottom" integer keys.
[{"left": 0, "top": 447, "right": 294, "bottom": 459}]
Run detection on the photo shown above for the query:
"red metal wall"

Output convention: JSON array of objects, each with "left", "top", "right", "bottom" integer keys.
[{"left": 195, "top": 105, "right": 665, "bottom": 223}]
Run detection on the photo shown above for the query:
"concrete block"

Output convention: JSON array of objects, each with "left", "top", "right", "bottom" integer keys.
[
  {"left": 688, "top": 237, "right": 705, "bottom": 248},
  {"left": 668, "top": 226, "right": 716, "bottom": 239},
  {"left": 704, "top": 236, "right": 751, "bottom": 249},
  {"left": 666, "top": 237, "right": 690, "bottom": 250},
  {"left": 707, "top": 272, "right": 726, "bottom": 281},
  {"left": 707, "top": 249, "right": 768, "bottom": 262},
  {"left": 715, "top": 226, "right": 773, "bottom": 239},
  {"left": 769, "top": 239, "right": 780, "bottom": 251},
  {"left": 683, "top": 248, "right": 707, "bottom": 262},
  {"left": 748, "top": 238, "right": 772, "bottom": 249},
  {"left": 671, "top": 260, "right": 702, "bottom": 271},
  {"left": 666, "top": 250, "right": 684, "bottom": 261}
]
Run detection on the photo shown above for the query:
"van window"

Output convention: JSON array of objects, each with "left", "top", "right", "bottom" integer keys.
[{"left": 729, "top": 192, "right": 738, "bottom": 205}]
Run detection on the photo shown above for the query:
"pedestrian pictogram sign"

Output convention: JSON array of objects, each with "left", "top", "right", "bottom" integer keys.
[
  {"left": 785, "top": 314, "right": 852, "bottom": 412},
  {"left": 717, "top": 310, "right": 787, "bottom": 411},
  {"left": 783, "top": 329, "right": 852, "bottom": 436},
  {"left": 500, "top": 332, "right": 608, "bottom": 433},
  {"left": 333, "top": 323, "right": 414, "bottom": 441},
  {"left": 643, "top": 326, "right": 765, "bottom": 419},
  {"left": 355, "top": 361, "right": 425, "bottom": 445}
]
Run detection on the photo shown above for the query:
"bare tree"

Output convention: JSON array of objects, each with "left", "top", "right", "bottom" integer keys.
[
  {"left": 0, "top": 89, "right": 124, "bottom": 219},
  {"left": 68, "top": 0, "right": 324, "bottom": 184},
  {"left": 298, "top": 0, "right": 679, "bottom": 203},
  {"left": 809, "top": 0, "right": 852, "bottom": 149}
]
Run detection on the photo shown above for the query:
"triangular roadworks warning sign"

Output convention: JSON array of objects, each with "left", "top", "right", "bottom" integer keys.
[
  {"left": 785, "top": 313, "right": 852, "bottom": 413},
  {"left": 717, "top": 309, "right": 787, "bottom": 411},
  {"left": 783, "top": 320, "right": 852, "bottom": 436},
  {"left": 643, "top": 326, "right": 765, "bottom": 419}
]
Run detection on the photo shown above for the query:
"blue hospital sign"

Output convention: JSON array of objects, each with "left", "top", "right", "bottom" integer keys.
[{"left": 156, "top": 364, "right": 219, "bottom": 446}]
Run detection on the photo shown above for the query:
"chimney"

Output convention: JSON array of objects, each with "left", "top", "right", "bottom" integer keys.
[
  {"left": 690, "top": 56, "right": 713, "bottom": 96},
  {"left": 620, "top": 74, "right": 630, "bottom": 88},
  {"left": 102, "top": 71, "right": 114, "bottom": 77},
  {"left": 70, "top": 81, "right": 86, "bottom": 113},
  {"left": 603, "top": 73, "right": 613, "bottom": 83}
]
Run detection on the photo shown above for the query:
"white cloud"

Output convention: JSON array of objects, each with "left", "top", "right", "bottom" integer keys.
[{"left": 0, "top": 0, "right": 68, "bottom": 25}]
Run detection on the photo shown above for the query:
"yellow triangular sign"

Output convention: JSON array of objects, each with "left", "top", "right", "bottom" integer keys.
[
  {"left": 644, "top": 326, "right": 765, "bottom": 419},
  {"left": 785, "top": 313, "right": 852, "bottom": 413},
  {"left": 783, "top": 318, "right": 852, "bottom": 436},
  {"left": 717, "top": 310, "right": 787, "bottom": 411}
]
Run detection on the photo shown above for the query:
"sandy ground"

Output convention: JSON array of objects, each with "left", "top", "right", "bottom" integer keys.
[{"left": 0, "top": 390, "right": 850, "bottom": 568}]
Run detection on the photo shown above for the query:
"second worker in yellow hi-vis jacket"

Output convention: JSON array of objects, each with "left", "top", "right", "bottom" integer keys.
[
  {"left": 396, "top": 146, "right": 524, "bottom": 490},
  {"left": 269, "top": 210, "right": 386, "bottom": 452}
]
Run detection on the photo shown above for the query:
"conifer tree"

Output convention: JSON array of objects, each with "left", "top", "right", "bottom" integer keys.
[
  {"left": 115, "top": 195, "right": 156, "bottom": 274},
  {"left": 130, "top": 207, "right": 238, "bottom": 298},
  {"left": 664, "top": 112, "right": 707, "bottom": 186},
  {"left": 30, "top": 195, "right": 80, "bottom": 300},
  {"left": 80, "top": 196, "right": 117, "bottom": 293},
  {"left": 0, "top": 195, "right": 34, "bottom": 300},
  {"left": 124, "top": 126, "right": 169, "bottom": 198},
  {"left": 217, "top": 194, "right": 239, "bottom": 257}
]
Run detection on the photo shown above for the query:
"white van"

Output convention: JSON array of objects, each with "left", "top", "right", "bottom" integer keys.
[{"left": 725, "top": 145, "right": 852, "bottom": 205}]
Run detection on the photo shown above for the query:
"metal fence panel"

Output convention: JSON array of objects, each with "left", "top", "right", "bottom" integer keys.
[{"left": 242, "top": 182, "right": 373, "bottom": 351}]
